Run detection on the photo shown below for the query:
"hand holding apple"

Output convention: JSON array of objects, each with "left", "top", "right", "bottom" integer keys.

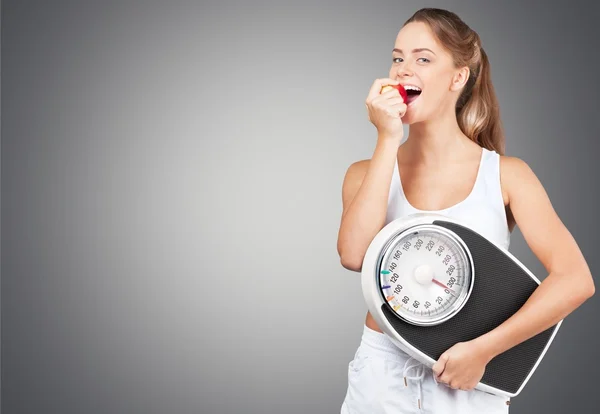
[
  {"left": 365, "top": 78, "right": 408, "bottom": 142},
  {"left": 380, "top": 84, "right": 408, "bottom": 103}
]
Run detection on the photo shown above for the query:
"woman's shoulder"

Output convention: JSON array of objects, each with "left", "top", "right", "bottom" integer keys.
[
  {"left": 341, "top": 159, "right": 371, "bottom": 207},
  {"left": 498, "top": 154, "right": 539, "bottom": 206},
  {"left": 498, "top": 154, "right": 533, "bottom": 183}
]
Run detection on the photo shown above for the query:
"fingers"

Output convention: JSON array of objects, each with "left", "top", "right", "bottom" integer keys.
[
  {"left": 439, "top": 375, "right": 458, "bottom": 389},
  {"left": 441, "top": 380, "right": 473, "bottom": 391},
  {"left": 392, "top": 102, "right": 408, "bottom": 118},
  {"left": 370, "top": 96, "right": 407, "bottom": 118},
  {"left": 366, "top": 78, "right": 401, "bottom": 104},
  {"left": 437, "top": 374, "right": 450, "bottom": 386},
  {"left": 379, "top": 88, "right": 403, "bottom": 99},
  {"left": 432, "top": 354, "right": 448, "bottom": 377},
  {"left": 375, "top": 96, "right": 406, "bottom": 114},
  {"left": 385, "top": 97, "right": 406, "bottom": 105}
]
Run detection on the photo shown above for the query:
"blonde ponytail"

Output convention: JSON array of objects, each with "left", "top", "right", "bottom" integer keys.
[{"left": 456, "top": 45, "right": 505, "bottom": 154}]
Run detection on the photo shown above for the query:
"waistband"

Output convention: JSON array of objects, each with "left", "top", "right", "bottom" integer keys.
[{"left": 359, "top": 324, "right": 413, "bottom": 364}]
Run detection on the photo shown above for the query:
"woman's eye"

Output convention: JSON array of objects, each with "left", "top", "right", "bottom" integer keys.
[{"left": 392, "top": 57, "right": 430, "bottom": 63}]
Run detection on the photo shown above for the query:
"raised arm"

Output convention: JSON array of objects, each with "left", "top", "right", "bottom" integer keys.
[{"left": 337, "top": 139, "right": 398, "bottom": 271}]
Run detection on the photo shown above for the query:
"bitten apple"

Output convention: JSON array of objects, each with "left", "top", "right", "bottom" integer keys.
[{"left": 380, "top": 84, "right": 408, "bottom": 103}]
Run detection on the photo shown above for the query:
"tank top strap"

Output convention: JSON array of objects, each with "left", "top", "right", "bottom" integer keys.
[
  {"left": 479, "top": 148, "right": 507, "bottom": 214},
  {"left": 467, "top": 147, "right": 489, "bottom": 198}
]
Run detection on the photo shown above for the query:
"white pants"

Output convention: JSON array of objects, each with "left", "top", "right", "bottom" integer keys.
[{"left": 341, "top": 325, "right": 511, "bottom": 414}]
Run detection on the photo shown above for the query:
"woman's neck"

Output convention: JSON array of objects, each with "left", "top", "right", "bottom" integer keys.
[{"left": 403, "top": 111, "right": 476, "bottom": 165}]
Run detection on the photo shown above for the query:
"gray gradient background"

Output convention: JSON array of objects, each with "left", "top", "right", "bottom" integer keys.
[{"left": 2, "top": 0, "right": 599, "bottom": 413}]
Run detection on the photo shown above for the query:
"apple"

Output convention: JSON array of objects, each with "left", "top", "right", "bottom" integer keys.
[{"left": 380, "top": 84, "right": 408, "bottom": 103}]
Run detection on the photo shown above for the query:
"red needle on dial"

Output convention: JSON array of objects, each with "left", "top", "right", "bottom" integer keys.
[{"left": 432, "top": 279, "right": 456, "bottom": 296}]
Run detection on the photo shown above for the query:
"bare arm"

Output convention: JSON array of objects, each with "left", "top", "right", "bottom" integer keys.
[
  {"left": 337, "top": 138, "right": 399, "bottom": 271},
  {"left": 474, "top": 156, "right": 595, "bottom": 360},
  {"left": 338, "top": 77, "right": 407, "bottom": 271}
]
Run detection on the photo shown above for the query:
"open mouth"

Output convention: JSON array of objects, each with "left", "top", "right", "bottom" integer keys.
[{"left": 404, "top": 86, "right": 422, "bottom": 106}]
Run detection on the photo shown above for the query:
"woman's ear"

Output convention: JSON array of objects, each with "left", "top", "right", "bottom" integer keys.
[{"left": 450, "top": 66, "right": 470, "bottom": 92}]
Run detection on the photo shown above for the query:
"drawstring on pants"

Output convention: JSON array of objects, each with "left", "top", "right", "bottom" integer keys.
[{"left": 402, "top": 356, "right": 425, "bottom": 410}]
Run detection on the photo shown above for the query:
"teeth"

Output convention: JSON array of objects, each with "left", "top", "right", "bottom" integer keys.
[{"left": 403, "top": 85, "right": 422, "bottom": 92}]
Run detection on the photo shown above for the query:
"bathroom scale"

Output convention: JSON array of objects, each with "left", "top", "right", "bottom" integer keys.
[{"left": 361, "top": 213, "right": 562, "bottom": 397}]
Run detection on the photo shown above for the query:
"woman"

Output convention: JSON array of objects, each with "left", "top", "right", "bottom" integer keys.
[{"left": 337, "top": 7, "right": 595, "bottom": 414}]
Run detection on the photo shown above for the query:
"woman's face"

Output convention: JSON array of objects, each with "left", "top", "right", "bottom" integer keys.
[{"left": 388, "top": 21, "right": 469, "bottom": 124}]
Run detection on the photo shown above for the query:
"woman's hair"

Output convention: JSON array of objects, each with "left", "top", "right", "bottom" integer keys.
[{"left": 403, "top": 8, "right": 505, "bottom": 155}]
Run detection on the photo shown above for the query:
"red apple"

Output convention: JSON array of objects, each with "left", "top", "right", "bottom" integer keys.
[{"left": 380, "top": 84, "right": 408, "bottom": 103}]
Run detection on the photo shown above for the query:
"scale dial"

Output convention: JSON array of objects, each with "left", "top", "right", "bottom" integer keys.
[{"left": 377, "top": 224, "right": 474, "bottom": 326}]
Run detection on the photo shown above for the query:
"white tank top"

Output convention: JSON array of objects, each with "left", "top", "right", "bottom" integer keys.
[{"left": 385, "top": 147, "right": 511, "bottom": 250}]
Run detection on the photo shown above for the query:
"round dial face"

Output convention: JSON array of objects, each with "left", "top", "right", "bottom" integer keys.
[{"left": 377, "top": 224, "right": 474, "bottom": 326}]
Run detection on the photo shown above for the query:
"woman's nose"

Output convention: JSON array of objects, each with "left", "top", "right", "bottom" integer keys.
[{"left": 397, "top": 63, "right": 414, "bottom": 77}]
